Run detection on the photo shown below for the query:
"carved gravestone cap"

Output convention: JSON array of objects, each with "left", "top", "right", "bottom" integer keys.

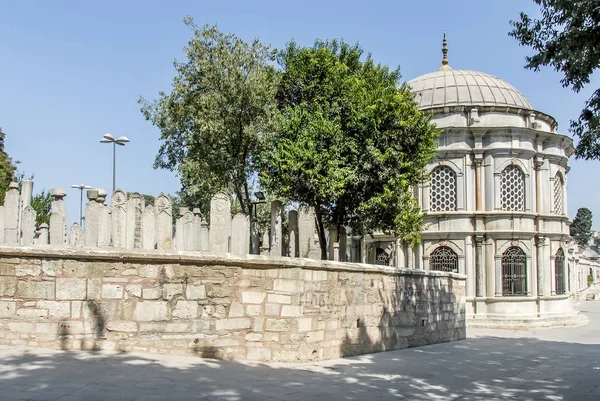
[
  {"left": 87, "top": 189, "right": 99, "bottom": 201},
  {"left": 96, "top": 189, "right": 107, "bottom": 204},
  {"left": 39, "top": 223, "right": 49, "bottom": 229},
  {"left": 8, "top": 182, "right": 18, "bottom": 190},
  {"left": 192, "top": 208, "right": 201, "bottom": 216},
  {"left": 51, "top": 188, "right": 66, "bottom": 199},
  {"left": 179, "top": 207, "right": 190, "bottom": 217}
]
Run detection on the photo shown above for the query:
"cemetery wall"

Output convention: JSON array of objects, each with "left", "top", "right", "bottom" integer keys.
[{"left": 0, "top": 246, "right": 466, "bottom": 362}]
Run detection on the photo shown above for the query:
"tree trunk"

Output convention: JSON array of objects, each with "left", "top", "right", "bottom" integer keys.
[
  {"left": 314, "top": 205, "right": 328, "bottom": 260},
  {"left": 234, "top": 180, "right": 249, "bottom": 216},
  {"left": 242, "top": 181, "right": 251, "bottom": 216}
]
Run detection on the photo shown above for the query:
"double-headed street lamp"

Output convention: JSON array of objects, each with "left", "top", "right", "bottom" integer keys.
[
  {"left": 100, "top": 133, "right": 130, "bottom": 193},
  {"left": 71, "top": 184, "right": 92, "bottom": 227}
]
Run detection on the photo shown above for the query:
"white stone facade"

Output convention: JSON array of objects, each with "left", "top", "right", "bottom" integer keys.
[{"left": 366, "top": 64, "right": 590, "bottom": 327}]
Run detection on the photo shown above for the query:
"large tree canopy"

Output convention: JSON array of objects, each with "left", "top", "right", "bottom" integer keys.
[
  {"left": 570, "top": 207, "right": 594, "bottom": 247},
  {"left": 257, "top": 40, "right": 439, "bottom": 259},
  {"left": 0, "top": 127, "right": 16, "bottom": 205},
  {"left": 509, "top": 0, "right": 600, "bottom": 159},
  {"left": 140, "top": 18, "right": 279, "bottom": 215}
]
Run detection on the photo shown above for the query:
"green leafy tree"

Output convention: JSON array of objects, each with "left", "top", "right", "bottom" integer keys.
[
  {"left": 31, "top": 190, "right": 52, "bottom": 227},
  {"left": 509, "top": 1, "right": 600, "bottom": 159},
  {"left": 257, "top": 40, "right": 439, "bottom": 259},
  {"left": 570, "top": 207, "right": 593, "bottom": 247},
  {"left": 0, "top": 127, "right": 16, "bottom": 204},
  {"left": 140, "top": 18, "right": 279, "bottom": 216},
  {"left": 14, "top": 169, "right": 33, "bottom": 192},
  {"left": 141, "top": 194, "right": 155, "bottom": 207}
]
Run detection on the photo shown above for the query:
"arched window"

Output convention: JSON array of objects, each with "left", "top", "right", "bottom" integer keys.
[
  {"left": 502, "top": 246, "right": 527, "bottom": 296},
  {"left": 553, "top": 173, "right": 564, "bottom": 214},
  {"left": 555, "top": 248, "right": 566, "bottom": 295},
  {"left": 430, "top": 166, "right": 457, "bottom": 212},
  {"left": 430, "top": 246, "right": 458, "bottom": 273},
  {"left": 500, "top": 165, "right": 525, "bottom": 211},
  {"left": 375, "top": 248, "right": 389, "bottom": 266}
]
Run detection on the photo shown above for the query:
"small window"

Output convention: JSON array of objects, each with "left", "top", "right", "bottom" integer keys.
[
  {"left": 555, "top": 248, "right": 566, "bottom": 295},
  {"left": 500, "top": 165, "right": 525, "bottom": 211},
  {"left": 375, "top": 248, "right": 389, "bottom": 266},
  {"left": 430, "top": 246, "right": 458, "bottom": 273},
  {"left": 430, "top": 166, "right": 457, "bottom": 212},
  {"left": 553, "top": 173, "right": 564, "bottom": 214}
]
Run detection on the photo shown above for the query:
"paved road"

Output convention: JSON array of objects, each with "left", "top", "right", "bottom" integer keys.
[{"left": 1, "top": 302, "right": 600, "bottom": 401}]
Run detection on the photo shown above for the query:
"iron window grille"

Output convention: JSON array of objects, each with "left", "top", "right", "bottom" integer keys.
[
  {"left": 430, "top": 166, "right": 457, "bottom": 212},
  {"left": 430, "top": 246, "right": 459, "bottom": 273},
  {"left": 502, "top": 246, "right": 527, "bottom": 296},
  {"left": 500, "top": 165, "right": 525, "bottom": 211},
  {"left": 375, "top": 248, "right": 390, "bottom": 266},
  {"left": 555, "top": 248, "right": 566, "bottom": 295},
  {"left": 553, "top": 173, "right": 564, "bottom": 215}
]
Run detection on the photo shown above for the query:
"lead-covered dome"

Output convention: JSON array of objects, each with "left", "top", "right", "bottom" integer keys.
[{"left": 407, "top": 69, "right": 534, "bottom": 111}]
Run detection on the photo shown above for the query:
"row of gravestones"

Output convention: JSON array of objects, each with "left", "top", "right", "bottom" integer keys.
[
  {"left": 0, "top": 181, "right": 352, "bottom": 260},
  {"left": 0, "top": 181, "right": 43, "bottom": 246},
  {"left": 205, "top": 194, "right": 324, "bottom": 258}
]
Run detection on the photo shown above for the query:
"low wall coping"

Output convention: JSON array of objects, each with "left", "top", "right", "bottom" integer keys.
[{"left": 0, "top": 245, "right": 466, "bottom": 280}]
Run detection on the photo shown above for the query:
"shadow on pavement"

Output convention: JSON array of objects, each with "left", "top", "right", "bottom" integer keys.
[{"left": 1, "top": 334, "right": 599, "bottom": 401}]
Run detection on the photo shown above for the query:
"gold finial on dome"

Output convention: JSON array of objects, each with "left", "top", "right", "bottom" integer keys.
[{"left": 439, "top": 32, "right": 452, "bottom": 71}]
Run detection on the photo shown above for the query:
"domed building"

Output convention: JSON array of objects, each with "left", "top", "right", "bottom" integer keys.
[{"left": 366, "top": 35, "right": 586, "bottom": 327}]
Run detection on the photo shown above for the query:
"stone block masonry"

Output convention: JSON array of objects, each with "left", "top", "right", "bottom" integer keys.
[{"left": 0, "top": 246, "right": 466, "bottom": 362}]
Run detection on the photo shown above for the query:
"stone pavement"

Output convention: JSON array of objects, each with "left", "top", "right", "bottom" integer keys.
[{"left": 1, "top": 302, "right": 600, "bottom": 401}]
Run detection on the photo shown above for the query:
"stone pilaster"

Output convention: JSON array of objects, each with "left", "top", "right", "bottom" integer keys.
[
  {"left": 494, "top": 255, "right": 503, "bottom": 297},
  {"left": 475, "top": 236, "right": 484, "bottom": 297},
  {"left": 536, "top": 235, "right": 547, "bottom": 296}
]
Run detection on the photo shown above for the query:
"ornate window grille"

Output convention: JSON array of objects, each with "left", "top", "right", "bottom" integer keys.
[
  {"left": 500, "top": 165, "right": 525, "bottom": 211},
  {"left": 430, "top": 246, "right": 458, "bottom": 273},
  {"left": 502, "top": 246, "right": 527, "bottom": 296},
  {"left": 553, "top": 173, "right": 564, "bottom": 214},
  {"left": 430, "top": 166, "right": 457, "bottom": 212},
  {"left": 555, "top": 248, "right": 566, "bottom": 295},
  {"left": 375, "top": 248, "right": 389, "bottom": 266}
]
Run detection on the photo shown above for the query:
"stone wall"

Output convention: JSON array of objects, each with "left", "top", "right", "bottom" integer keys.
[{"left": 0, "top": 246, "right": 466, "bottom": 362}]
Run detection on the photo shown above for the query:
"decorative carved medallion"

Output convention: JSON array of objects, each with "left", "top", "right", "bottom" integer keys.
[{"left": 112, "top": 190, "right": 126, "bottom": 205}]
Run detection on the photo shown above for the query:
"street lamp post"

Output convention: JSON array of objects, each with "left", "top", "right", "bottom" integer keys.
[
  {"left": 250, "top": 191, "right": 266, "bottom": 254},
  {"left": 71, "top": 184, "right": 92, "bottom": 227},
  {"left": 100, "top": 133, "right": 130, "bottom": 193}
]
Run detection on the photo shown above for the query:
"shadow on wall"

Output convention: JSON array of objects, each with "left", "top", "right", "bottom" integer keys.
[
  {"left": 340, "top": 276, "right": 465, "bottom": 358},
  {"left": 58, "top": 300, "right": 106, "bottom": 352},
  {"left": 0, "top": 336, "right": 596, "bottom": 400}
]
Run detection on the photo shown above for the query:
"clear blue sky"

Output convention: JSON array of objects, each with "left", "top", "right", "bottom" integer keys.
[{"left": 0, "top": 0, "right": 598, "bottom": 229}]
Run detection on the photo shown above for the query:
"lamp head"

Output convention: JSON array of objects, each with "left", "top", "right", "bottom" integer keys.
[{"left": 115, "top": 136, "right": 130, "bottom": 145}]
